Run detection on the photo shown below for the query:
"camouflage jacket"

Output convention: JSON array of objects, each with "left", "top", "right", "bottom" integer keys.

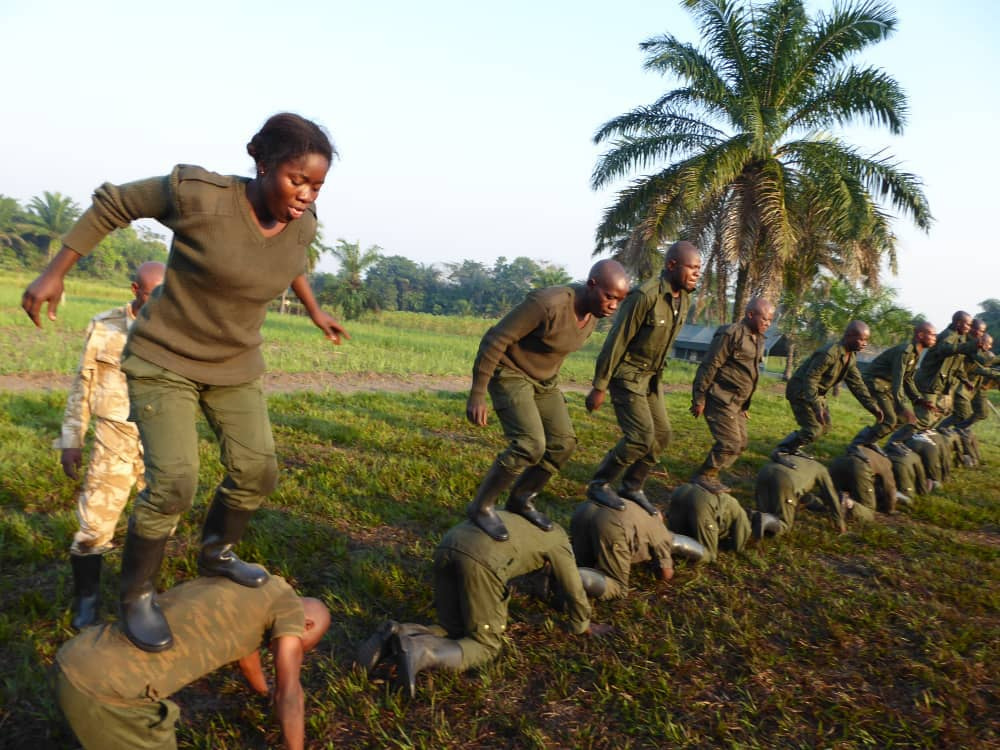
[{"left": 56, "top": 304, "right": 136, "bottom": 450}]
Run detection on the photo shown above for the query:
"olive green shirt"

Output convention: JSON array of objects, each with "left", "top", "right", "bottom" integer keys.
[
  {"left": 570, "top": 499, "right": 674, "bottom": 599},
  {"left": 436, "top": 513, "right": 591, "bottom": 634},
  {"left": 788, "top": 342, "right": 879, "bottom": 413},
  {"left": 864, "top": 341, "right": 922, "bottom": 409},
  {"left": 63, "top": 165, "right": 316, "bottom": 385},
  {"left": 470, "top": 285, "right": 596, "bottom": 397},
  {"left": 691, "top": 320, "right": 764, "bottom": 411},
  {"left": 755, "top": 455, "right": 842, "bottom": 525},
  {"left": 56, "top": 576, "right": 304, "bottom": 706},
  {"left": 830, "top": 447, "right": 897, "bottom": 511},
  {"left": 914, "top": 325, "right": 980, "bottom": 396},
  {"left": 592, "top": 273, "right": 689, "bottom": 392}
]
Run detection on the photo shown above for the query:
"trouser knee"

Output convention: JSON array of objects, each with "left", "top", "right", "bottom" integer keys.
[
  {"left": 227, "top": 452, "right": 279, "bottom": 499},
  {"left": 545, "top": 434, "right": 577, "bottom": 470}
]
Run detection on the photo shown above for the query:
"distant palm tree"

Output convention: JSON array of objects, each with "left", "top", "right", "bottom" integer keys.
[
  {"left": 331, "top": 238, "right": 382, "bottom": 319},
  {"left": 532, "top": 263, "right": 573, "bottom": 289},
  {"left": 20, "top": 191, "right": 81, "bottom": 262},
  {"left": 592, "top": 0, "right": 931, "bottom": 319},
  {"left": 0, "top": 195, "right": 29, "bottom": 258}
]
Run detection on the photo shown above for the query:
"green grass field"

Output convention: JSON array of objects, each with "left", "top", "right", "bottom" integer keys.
[{"left": 1, "top": 274, "right": 997, "bottom": 748}]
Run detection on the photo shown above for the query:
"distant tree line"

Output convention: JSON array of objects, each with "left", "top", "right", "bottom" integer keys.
[
  {"left": 0, "top": 192, "right": 167, "bottom": 280},
  {"left": 309, "top": 238, "right": 573, "bottom": 319}
]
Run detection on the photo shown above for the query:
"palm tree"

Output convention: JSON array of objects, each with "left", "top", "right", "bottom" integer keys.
[
  {"left": 0, "top": 196, "right": 30, "bottom": 262},
  {"left": 591, "top": 0, "right": 931, "bottom": 320},
  {"left": 330, "top": 238, "right": 382, "bottom": 319},
  {"left": 20, "top": 191, "right": 81, "bottom": 262}
]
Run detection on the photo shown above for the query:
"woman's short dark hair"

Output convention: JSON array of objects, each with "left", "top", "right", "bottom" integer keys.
[{"left": 247, "top": 113, "right": 336, "bottom": 171}]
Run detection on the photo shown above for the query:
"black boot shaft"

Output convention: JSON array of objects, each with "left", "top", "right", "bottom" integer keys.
[{"left": 198, "top": 497, "right": 269, "bottom": 587}]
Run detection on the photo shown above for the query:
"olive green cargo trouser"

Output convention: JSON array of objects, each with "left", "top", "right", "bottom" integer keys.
[
  {"left": 432, "top": 547, "right": 510, "bottom": 670},
  {"left": 488, "top": 368, "right": 576, "bottom": 476},
  {"left": 57, "top": 668, "right": 180, "bottom": 750},
  {"left": 122, "top": 354, "right": 278, "bottom": 539},
  {"left": 865, "top": 380, "right": 904, "bottom": 440},
  {"left": 786, "top": 394, "right": 829, "bottom": 447},
  {"left": 698, "top": 398, "right": 747, "bottom": 474},
  {"left": 604, "top": 377, "right": 670, "bottom": 473}
]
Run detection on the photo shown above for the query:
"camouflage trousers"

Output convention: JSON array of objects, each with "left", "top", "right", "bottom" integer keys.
[{"left": 71, "top": 419, "right": 145, "bottom": 555}]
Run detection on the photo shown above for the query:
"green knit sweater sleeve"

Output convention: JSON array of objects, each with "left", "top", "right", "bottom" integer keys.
[{"left": 63, "top": 176, "right": 174, "bottom": 255}]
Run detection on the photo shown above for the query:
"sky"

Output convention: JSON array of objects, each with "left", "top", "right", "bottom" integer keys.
[{"left": 1, "top": 0, "right": 996, "bottom": 329}]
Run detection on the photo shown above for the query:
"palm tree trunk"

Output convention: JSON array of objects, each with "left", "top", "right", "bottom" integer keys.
[
  {"left": 731, "top": 264, "right": 751, "bottom": 323},
  {"left": 783, "top": 340, "right": 796, "bottom": 381}
]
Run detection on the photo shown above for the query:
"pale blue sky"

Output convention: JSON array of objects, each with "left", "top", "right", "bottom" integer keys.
[{"left": 2, "top": 0, "right": 996, "bottom": 328}]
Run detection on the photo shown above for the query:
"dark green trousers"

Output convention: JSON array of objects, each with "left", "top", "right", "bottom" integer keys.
[
  {"left": 865, "top": 380, "right": 903, "bottom": 440},
  {"left": 605, "top": 378, "right": 671, "bottom": 472},
  {"left": 57, "top": 668, "right": 180, "bottom": 750},
  {"left": 432, "top": 546, "right": 509, "bottom": 670},
  {"left": 697, "top": 398, "right": 747, "bottom": 474},
  {"left": 787, "top": 395, "right": 828, "bottom": 447},
  {"left": 122, "top": 354, "right": 278, "bottom": 539},
  {"left": 488, "top": 367, "right": 576, "bottom": 475}
]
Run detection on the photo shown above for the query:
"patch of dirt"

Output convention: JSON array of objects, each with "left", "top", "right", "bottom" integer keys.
[{"left": 0, "top": 371, "right": 597, "bottom": 396}]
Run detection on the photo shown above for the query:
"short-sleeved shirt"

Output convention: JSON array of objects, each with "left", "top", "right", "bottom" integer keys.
[{"left": 56, "top": 575, "right": 304, "bottom": 705}]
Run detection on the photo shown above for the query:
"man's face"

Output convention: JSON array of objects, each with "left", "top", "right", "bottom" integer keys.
[
  {"left": 746, "top": 306, "right": 774, "bottom": 335},
  {"left": 916, "top": 325, "right": 937, "bottom": 349},
  {"left": 971, "top": 321, "right": 987, "bottom": 338},
  {"left": 954, "top": 315, "right": 973, "bottom": 335},
  {"left": 667, "top": 253, "right": 701, "bottom": 292},
  {"left": 588, "top": 278, "right": 629, "bottom": 318},
  {"left": 131, "top": 275, "right": 164, "bottom": 311},
  {"left": 843, "top": 326, "right": 870, "bottom": 353}
]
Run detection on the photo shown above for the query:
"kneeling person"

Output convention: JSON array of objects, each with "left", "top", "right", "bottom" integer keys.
[
  {"left": 569, "top": 497, "right": 706, "bottom": 600},
  {"left": 56, "top": 576, "right": 330, "bottom": 750},
  {"left": 667, "top": 483, "right": 751, "bottom": 564},
  {"left": 754, "top": 454, "right": 845, "bottom": 538},
  {"left": 360, "top": 512, "right": 608, "bottom": 698},
  {"left": 830, "top": 445, "right": 899, "bottom": 521}
]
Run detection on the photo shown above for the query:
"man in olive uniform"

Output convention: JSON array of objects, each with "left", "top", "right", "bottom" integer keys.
[
  {"left": 586, "top": 241, "right": 702, "bottom": 513},
  {"left": 886, "top": 441, "right": 929, "bottom": 498},
  {"left": 904, "top": 432, "right": 946, "bottom": 489},
  {"left": 690, "top": 297, "right": 775, "bottom": 493},
  {"left": 358, "top": 512, "right": 609, "bottom": 698},
  {"left": 466, "top": 260, "right": 630, "bottom": 542},
  {"left": 776, "top": 321, "right": 883, "bottom": 455},
  {"left": 850, "top": 321, "right": 937, "bottom": 450},
  {"left": 941, "top": 327, "right": 999, "bottom": 432},
  {"left": 753, "top": 453, "right": 845, "bottom": 538},
  {"left": 569, "top": 498, "right": 707, "bottom": 600},
  {"left": 892, "top": 311, "right": 987, "bottom": 441},
  {"left": 666, "top": 482, "right": 751, "bottom": 564},
  {"left": 56, "top": 575, "right": 330, "bottom": 750},
  {"left": 829, "top": 445, "right": 899, "bottom": 521},
  {"left": 56, "top": 262, "right": 165, "bottom": 629}
]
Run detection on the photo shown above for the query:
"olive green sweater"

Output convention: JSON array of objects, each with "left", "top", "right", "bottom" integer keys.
[
  {"left": 63, "top": 165, "right": 315, "bottom": 385},
  {"left": 470, "top": 286, "right": 596, "bottom": 397}
]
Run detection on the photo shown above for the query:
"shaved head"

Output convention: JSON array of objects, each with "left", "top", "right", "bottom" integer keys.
[
  {"left": 952, "top": 310, "right": 973, "bottom": 335},
  {"left": 842, "top": 320, "right": 871, "bottom": 353},
  {"left": 744, "top": 297, "right": 775, "bottom": 335},
  {"left": 583, "top": 259, "right": 629, "bottom": 318},
  {"left": 131, "top": 261, "right": 165, "bottom": 312},
  {"left": 914, "top": 320, "right": 937, "bottom": 350},
  {"left": 588, "top": 258, "right": 628, "bottom": 288},
  {"left": 664, "top": 240, "right": 699, "bottom": 265},
  {"left": 663, "top": 240, "right": 701, "bottom": 293},
  {"left": 971, "top": 318, "right": 987, "bottom": 336},
  {"left": 134, "top": 261, "right": 165, "bottom": 288},
  {"left": 298, "top": 597, "right": 331, "bottom": 653}
]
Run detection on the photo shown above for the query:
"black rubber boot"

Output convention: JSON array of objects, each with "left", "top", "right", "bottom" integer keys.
[
  {"left": 577, "top": 567, "right": 608, "bottom": 599},
  {"left": 356, "top": 621, "right": 435, "bottom": 673},
  {"left": 467, "top": 462, "right": 518, "bottom": 541},
  {"left": 620, "top": 463, "right": 658, "bottom": 514},
  {"left": 751, "top": 511, "right": 783, "bottom": 539},
  {"left": 394, "top": 632, "right": 464, "bottom": 698},
  {"left": 198, "top": 498, "right": 269, "bottom": 587},
  {"left": 505, "top": 465, "right": 553, "bottom": 532},
  {"left": 691, "top": 472, "right": 730, "bottom": 495},
  {"left": 119, "top": 521, "right": 172, "bottom": 652},
  {"left": 775, "top": 432, "right": 804, "bottom": 455},
  {"left": 70, "top": 553, "right": 102, "bottom": 630},
  {"left": 671, "top": 534, "right": 706, "bottom": 563},
  {"left": 587, "top": 453, "right": 627, "bottom": 510}
]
